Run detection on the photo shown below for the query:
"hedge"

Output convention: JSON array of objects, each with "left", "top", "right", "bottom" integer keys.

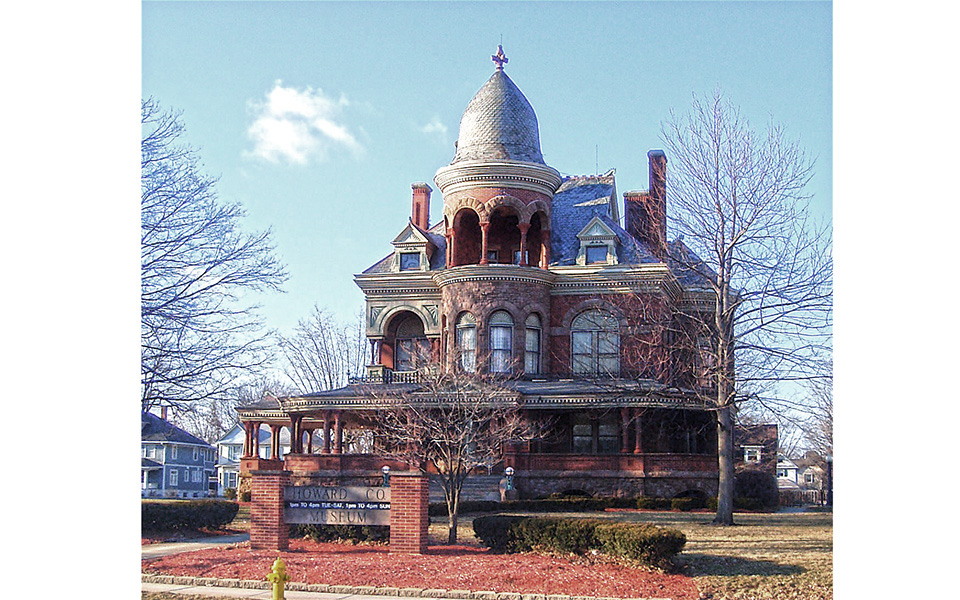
[
  {"left": 472, "top": 515, "right": 685, "bottom": 568},
  {"left": 141, "top": 500, "right": 239, "bottom": 532},
  {"left": 291, "top": 524, "right": 389, "bottom": 543}
]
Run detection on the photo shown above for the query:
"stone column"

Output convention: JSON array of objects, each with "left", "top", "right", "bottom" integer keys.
[
  {"left": 322, "top": 412, "right": 332, "bottom": 454},
  {"left": 253, "top": 423, "right": 262, "bottom": 457},
  {"left": 633, "top": 408, "right": 644, "bottom": 454},
  {"left": 270, "top": 425, "right": 283, "bottom": 460},
  {"left": 250, "top": 469, "right": 290, "bottom": 551},
  {"left": 334, "top": 412, "right": 343, "bottom": 455},
  {"left": 540, "top": 230, "right": 551, "bottom": 268},
  {"left": 389, "top": 472, "right": 430, "bottom": 554},
  {"left": 305, "top": 429, "right": 314, "bottom": 454},
  {"left": 479, "top": 221, "right": 490, "bottom": 265},
  {"left": 620, "top": 408, "right": 631, "bottom": 454},
  {"left": 518, "top": 223, "right": 530, "bottom": 266}
]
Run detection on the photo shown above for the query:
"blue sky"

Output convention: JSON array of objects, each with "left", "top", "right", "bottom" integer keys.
[{"left": 142, "top": 1, "right": 833, "bottom": 335}]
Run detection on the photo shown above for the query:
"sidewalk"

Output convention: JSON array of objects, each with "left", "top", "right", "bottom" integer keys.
[
  {"left": 142, "top": 576, "right": 669, "bottom": 600},
  {"left": 142, "top": 533, "right": 250, "bottom": 560}
]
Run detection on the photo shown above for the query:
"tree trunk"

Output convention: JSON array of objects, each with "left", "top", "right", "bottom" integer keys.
[
  {"left": 446, "top": 485, "right": 460, "bottom": 544},
  {"left": 714, "top": 401, "right": 736, "bottom": 525}
]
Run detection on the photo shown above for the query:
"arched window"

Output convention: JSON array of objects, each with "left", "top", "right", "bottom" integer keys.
[
  {"left": 571, "top": 309, "right": 620, "bottom": 376},
  {"left": 455, "top": 312, "right": 477, "bottom": 372},
  {"left": 394, "top": 314, "right": 429, "bottom": 371},
  {"left": 524, "top": 314, "right": 542, "bottom": 374},
  {"left": 489, "top": 310, "right": 514, "bottom": 373}
]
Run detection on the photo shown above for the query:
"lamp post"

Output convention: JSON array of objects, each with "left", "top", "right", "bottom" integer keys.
[
  {"left": 381, "top": 465, "right": 391, "bottom": 487},
  {"left": 504, "top": 466, "right": 515, "bottom": 491}
]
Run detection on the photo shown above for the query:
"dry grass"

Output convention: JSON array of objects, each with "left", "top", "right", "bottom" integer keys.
[
  {"left": 144, "top": 507, "right": 832, "bottom": 600},
  {"left": 429, "top": 508, "right": 832, "bottom": 600}
]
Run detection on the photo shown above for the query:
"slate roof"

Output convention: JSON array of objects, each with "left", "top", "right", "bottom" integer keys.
[
  {"left": 141, "top": 411, "right": 213, "bottom": 447},
  {"left": 549, "top": 172, "right": 661, "bottom": 267},
  {"left": 451, "top": 69, "right": 545, "bottom": 165}
]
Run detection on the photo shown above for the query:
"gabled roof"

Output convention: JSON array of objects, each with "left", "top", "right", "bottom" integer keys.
[
  {"left": 362, "top": 221, "right": 447, "bottom": 274},
  {"left": 141, "top": 411, "right": 213, "bottom": 448}
]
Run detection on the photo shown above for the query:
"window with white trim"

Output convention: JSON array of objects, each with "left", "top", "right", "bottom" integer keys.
[
  {"left": 455, "top": 312, "right": 476, "bottom": 372},
  {"left": 171, "top": 445, "right": 178, "bottom": 460},
  {"left": 743, "top": 446, "right": 762, "bottom": 463},
  {"left": 169, "top": 469, "right": 178, "bottom": 486},
  {"left": 489, "top": 310, "right": 514, "bottom": 373}
]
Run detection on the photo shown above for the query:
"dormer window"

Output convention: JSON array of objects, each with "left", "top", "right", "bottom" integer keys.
[
  {"left": 575, "top": 216, "right": 619, "bottom": 266},
  {"left": 585, "top": 245, "right": 607, "bottom": 264},
  {"left": 400, "top": 252, "right": 420, "bottom": 271}
]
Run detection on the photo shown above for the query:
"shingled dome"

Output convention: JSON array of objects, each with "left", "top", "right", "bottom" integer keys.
[{"left": 451, "top": 69, "right": 545, "bottom": 165}]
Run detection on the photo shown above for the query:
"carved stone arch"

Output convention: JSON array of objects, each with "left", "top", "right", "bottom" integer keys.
[
  {"left": 445, "top": 197, "right": 487, "bottom": 223},
  {"left": 557, "top": 298, "right": 629, "bottom": 334},
  {"left": 484, "top": 194, "right": 527, "bottom": 224},
  {"left": 523, "top": 199, "right": 551, "bottom": 227},
  {"left": 374, "top": 305, "right": 435, "bottom": 338}
]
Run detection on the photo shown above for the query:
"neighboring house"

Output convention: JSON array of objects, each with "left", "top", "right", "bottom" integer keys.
[
  {"left": 779, "top": 452, "right": 827, "bottom": 505},
  {"left": 734, "top": 424, "right": 779, "bottom": 477},
  {"left": 776, "top": 455, "right": 800, "bottom": 483},
  {"left": 236, "top": 48, "right": 725, "bottom": 501},
  {"left": 141, "top": 411, "right": 216, "bottom": 498}
]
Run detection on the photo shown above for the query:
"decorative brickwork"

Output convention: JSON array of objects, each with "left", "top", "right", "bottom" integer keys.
[
  {"left": 250, "top": 470, "right": 290, "bottom": 551},
  {"left": 388, "top": 472, "right": 430, "bottom": 554}
]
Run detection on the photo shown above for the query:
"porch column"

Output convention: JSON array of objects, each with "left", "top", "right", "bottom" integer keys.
[
  {"left": 243, "top": 422, "right": 253, "bottom": 457},
  {"left": 270, "top": 425, "right": 282, "bottom": 460},
  {"left": 305, "top": 428, "right": 314, "bottom": 454},
  {"left": 289, "top": 415, "right": 303, "bottom": 454},
  {"left": 620, "top": 408, "right": 631, "bottom": 454},
  {"left": 253, "top": 422, "right": 262, "bottom": 457},
  {"left": 518, "top": 223, "right": 530, "bottom": 266},
  {"left": 479, "top": 221, "right": 490, "bottom": 265},
  {"left": 633, "top": 409, "right": 643, "bottom": 454},
  {"left": 334, "top": 412, "right": 343, "bottom": 455},
  {"left": 322, "top": 412, "right": 332, "bottom": 454}
]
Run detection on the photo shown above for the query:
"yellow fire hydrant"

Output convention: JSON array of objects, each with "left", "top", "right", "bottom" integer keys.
[{"left": 266, "top": 556, "right": 290, "bottom": 600}]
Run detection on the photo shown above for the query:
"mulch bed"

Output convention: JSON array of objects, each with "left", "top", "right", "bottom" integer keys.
[{"left": 141, "top": 539, "right": 699, "bottom": 600}]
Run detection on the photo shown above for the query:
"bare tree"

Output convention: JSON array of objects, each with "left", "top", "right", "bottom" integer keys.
[
  {"left": 275, "top": 306, "right": 366, "bottom": 394},
  {"left": 141, "top": 98, "right": 287, "bottom": 417},
  {"left": 175, "top": 377, "right": 296, "bottom": 444},
  {"left": 802, "top": 358, "right": 833, "bottom": 458},
  {"left": 367, "top": 370, "right": 545, "bottom": 544},
  {"left": 661, "top": 90, "right": 833, "bottom": 524}
]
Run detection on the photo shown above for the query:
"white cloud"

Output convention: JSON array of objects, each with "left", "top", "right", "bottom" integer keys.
[
  {"left": 418, "top": 115, "right": 448, "bottom": 143},
  {"left": 245, "top": 81, "right": 362, "bottom": 164}
]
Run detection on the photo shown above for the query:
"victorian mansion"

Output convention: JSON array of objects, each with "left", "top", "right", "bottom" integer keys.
[{"left": 237, "top": 48, "right": 719, "bottom": 500}]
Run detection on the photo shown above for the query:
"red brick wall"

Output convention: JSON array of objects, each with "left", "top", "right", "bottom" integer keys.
[
  {"left": 389, "top": 473, "right": 430, "bottom": 554},
  {"left": 548, "top": 293, "right": 676, "bottom": 380},
  {"left": 250, "top": 470, "right": 290, "bottom": 551}
]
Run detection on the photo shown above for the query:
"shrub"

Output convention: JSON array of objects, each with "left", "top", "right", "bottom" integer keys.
[
  {"left": 472, "top": 516, "right": 685, "bottom": 568},
  {"left": 734, "top": 469, "right": 779, "bottom": 509},
  {"left": 223, "top": 487, "right": 237, "bottom": 500},
  {"left": 594, "top": 523, "right": 686, "bottom": 569},
  {"left": 141, "top": 499, "right": 239, "bottom": 533},
  {"left": 291, "top": 524, "right": 389, "bottom": 543},
  {"left": 670, "top": 497, "right": 696, "bottom": 511},
  {"left": 636, "top": 496, "right": 672, "bottom": 510},
  {"left": 239, "top": 490, "right": 251, "bottom": 502}
]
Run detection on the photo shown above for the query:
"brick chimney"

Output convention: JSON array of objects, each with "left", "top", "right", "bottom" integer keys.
[
  {"left": 623, "top": 150, "right": 667, "bottom": 257},
  {"left": 411, "top": 183, "right": 432, "bottom": 231}
]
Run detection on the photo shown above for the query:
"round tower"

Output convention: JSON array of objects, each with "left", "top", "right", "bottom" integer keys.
[{"left": 434, "top": 47, "right": 559, "bottom": 376}]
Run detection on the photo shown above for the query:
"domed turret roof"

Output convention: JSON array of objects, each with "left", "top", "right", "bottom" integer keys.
[{"left": 451, "top": 65, "right": 545, "bottom": 165}]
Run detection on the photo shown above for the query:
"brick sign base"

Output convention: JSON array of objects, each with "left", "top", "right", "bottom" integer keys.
[
  {"left": 250, "top": 469, "right": 429, "bottom": 554},
  {"left": 388, "top": 472, "right": 430, "bottom": 554}
]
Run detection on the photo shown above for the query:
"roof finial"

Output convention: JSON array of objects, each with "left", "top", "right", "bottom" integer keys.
[{"left": 492, "top": 45, "right": 508, "bottom": 71}]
